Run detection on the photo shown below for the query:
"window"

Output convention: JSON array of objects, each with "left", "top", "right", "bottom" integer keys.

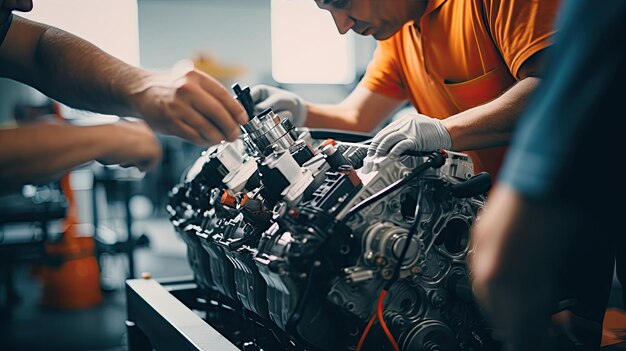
[
  {"left": 21, "top": 0, "right": 140, "bottom": 66},
  {"left": 271, "top": 0, "right": 356, "bottom": 84},
  {"left": 21, "top": 0, "right": 140, "bottom": 119}
]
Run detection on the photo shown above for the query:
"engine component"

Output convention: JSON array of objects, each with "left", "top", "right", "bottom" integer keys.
[{"left": 167, "top": 84, "right": 496, "bottom": 351}]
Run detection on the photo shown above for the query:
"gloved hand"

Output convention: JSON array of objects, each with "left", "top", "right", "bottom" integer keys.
[
  {"left": 362, "top": 113, "right": 451, "bottom": 173},
  {"left": 250, "top": 85, "right": 308, "bottom": 127}
]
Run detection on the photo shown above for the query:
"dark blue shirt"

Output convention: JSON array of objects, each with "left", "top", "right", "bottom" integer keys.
[{"left": 499, "top": 0, "right": 626, "bottom": 202}]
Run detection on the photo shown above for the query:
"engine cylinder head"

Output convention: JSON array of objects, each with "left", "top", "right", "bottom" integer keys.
[{"left": 242, "top": 109, "right": 297, "bottom": 155}]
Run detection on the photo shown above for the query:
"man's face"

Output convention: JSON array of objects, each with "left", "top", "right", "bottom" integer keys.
[
  {"left": 314, "top": 0, "right": 427, "bottom": 40},
  {"left": 1, "top": 0, "right": 33, "bottom": 25}
]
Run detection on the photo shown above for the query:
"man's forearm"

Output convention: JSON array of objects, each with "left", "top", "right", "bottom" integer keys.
[
  {"left": 304, "top": 103, "right": 368, "bottom": 131},
  {"left": 33, "top": 25, "right": 148, "bottom": 117},
  {"left": 0, "top": 123, "right": 116, "bottom": 188},
  {"left": 304, "top": 86, "right": 404, "bottom": 132},
  {"left": 443, "top": 77, "right": 541, "bottom": 151},
  {"left": 2, "top": 16, "right": 147, "bottom": 118}
]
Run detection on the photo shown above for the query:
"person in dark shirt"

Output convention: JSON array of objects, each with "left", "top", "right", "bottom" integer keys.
[{"left": 470, "top": 1, "right": 626, "bottom": 349}]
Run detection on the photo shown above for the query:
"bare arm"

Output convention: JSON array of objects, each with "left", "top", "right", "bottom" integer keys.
[
  {"left": 442, "top": 77, "right": 539, "bottom": 151},
  {"left": 0, "top": 16, "right": 146, "bottom": 118},
  {"left": 305, "top": 85, "right": 405, "bottom": 132},
  {"left": 0, "top": 120, "right": 161, "bottom": 191},
  {"left": 0, "top": 16, "right": 247, "bottom": 145},
  {"left": 443, "top": 52, "right": 545, "bottom": 151}
]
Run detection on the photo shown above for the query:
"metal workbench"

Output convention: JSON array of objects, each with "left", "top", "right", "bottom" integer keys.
[{"left": 125, "top": 276, "right": 239, "bottom": 351}]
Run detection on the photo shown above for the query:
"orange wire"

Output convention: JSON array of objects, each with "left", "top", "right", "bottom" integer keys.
[
  {"left": 355, "top": 289, "right": 400, "bottom": 351},
  {"left": 355, "top": 314, "right": 377, "bottom": 351},
  {"left": 377, "top": 289, "right": 400, "bottom": 351}
]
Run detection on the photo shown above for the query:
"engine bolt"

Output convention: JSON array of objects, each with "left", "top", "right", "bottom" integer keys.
[
  {"left": 381, "top": 269, "right": 392, "bottom": 279},
  {"left": 432, "top": 294, "right": 445, "bottom": 307},
  {"left": 375, "top": 257, "right": 387, "bottom": 266},
  {"left": 411, "top": 266, "right": 422, "bottom": 274}
]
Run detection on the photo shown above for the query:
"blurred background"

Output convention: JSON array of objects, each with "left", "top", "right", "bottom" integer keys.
[
  {"left": 0, "top": 1, "right": 379, "bottom": 350},
  {"left": 2, "top": 1, "right": 622, "bottom": 351}
]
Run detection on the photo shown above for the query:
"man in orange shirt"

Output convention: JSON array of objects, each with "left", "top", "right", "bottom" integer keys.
[{"left": 252, "top": 0, "right": 559, "bottom": 178}]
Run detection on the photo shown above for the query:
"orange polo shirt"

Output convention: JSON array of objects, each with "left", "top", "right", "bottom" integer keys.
[{"left": 361, "top": 0, "right": 559, "bottom": 178}]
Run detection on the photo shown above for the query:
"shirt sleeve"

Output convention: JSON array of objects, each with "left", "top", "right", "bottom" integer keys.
[
  {"left": 499, "top": 0, "right": 625, "bottom": 202},
  {"left": 359, "top": 38, "right": 408, "bottom": 100},
  {"left": 482, "top": 0, "right": 560, "bottom": 78}
]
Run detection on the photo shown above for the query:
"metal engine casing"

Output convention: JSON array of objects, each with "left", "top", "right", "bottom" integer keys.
[{"left": 167, "top": 107, "right": 495, "bottom": 350}]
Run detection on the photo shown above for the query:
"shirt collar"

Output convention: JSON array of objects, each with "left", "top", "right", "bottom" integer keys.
[{"left": 423, "top": 0, "right": 448, "bottom": 17}]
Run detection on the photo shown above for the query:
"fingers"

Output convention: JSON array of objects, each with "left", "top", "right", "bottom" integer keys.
[
  {"left": 134, "top": 70, "right": 249, "bottom": 146},
  {"left": 171, "top": 71, "right": 245, "bottom": 143},
  {"left": 141, "top": 147, "right": 162, "bottom": 171},
  {"left": 251, "top": 85, "right": 286, "bottom": 115},
  {"left": 388, "top": 139, "right": 418, "bottom": 159},
  {"left": 192, "top": 70, "right": 249, "bottom": 125},
  {"left": 374, "top": 132, "right": 407, "bottom": 157},
  {"left": 361, "top": 155, "right": 390, "bottom": 174},
  {"left": 361, "top": 155, "right": 379, "bottom": 174},
  {"left": 250, "top": 84, "right": 273, "bottom": 103},
  {"left": 171, "top": 116, "right": 221, "bottom": 146},
  {"left": 367, "top": 140, "right": 380, "bottom": 157},
  {"left": 367, "top": 134, "right": 387, "bottom": 157},
  {"left": 261, "top": 97, "right": 297, "bottom": 116},
  {"left": 105, "top": 121, "right": 162, "bottom": 171},
  {"left": 366, "top": 126, "right": 398, "bottom": 157},
  {"left": 252, "top": 98, "right": 273, "bottom": 114},
  {"left": 188, "top": 91, "right": 241, "bottom": 142}
]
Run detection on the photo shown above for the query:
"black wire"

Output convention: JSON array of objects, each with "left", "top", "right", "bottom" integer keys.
[
  {"left": 343, "top": 155, "right": 438, "bottom": 223},
  {"left": 384, "top": 188, "right": 422, "bottom": 291},
  {"left": 346, "top": 175, "right": 410, "bottom": 220},
  {"left": 307, "top": 129, "right": 373, "bottom": 143},
  {"left": 380, "top": 152, "right": 446, "bottom": 290}
]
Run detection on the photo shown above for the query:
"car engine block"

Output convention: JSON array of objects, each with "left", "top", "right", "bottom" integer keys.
[{"left": 167, "top": 85, "right": 496, "bottom": 351}]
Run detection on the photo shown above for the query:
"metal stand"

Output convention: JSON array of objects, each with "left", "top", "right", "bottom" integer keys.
[
  {"left": 93, "top": 167, "right": 150, "bottom": 280},
  {"left": 0, "top": 187, "right": 66, "bottom": 319},
  {"left": 125, "top": 276, "right": 239, "bottom": 351}
]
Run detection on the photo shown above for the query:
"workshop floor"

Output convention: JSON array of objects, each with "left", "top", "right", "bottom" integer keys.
[
  {"left": 1, "top": 216, "right": 625, "bottom": 351},
  {"left": 0, "top": 217, "right": 192, "bottom": 351}
]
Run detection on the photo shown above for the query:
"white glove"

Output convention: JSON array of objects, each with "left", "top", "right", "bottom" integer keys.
[
  {"left": 362, "top": 113, "right": 451, "bottom": 173},
  {"left": 250, "top": 85, "right": 308, "bottom": 127}
]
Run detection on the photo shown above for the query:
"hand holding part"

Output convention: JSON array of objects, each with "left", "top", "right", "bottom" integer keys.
[
  {"left": 367, "top": 113, "right": 451, "bottom": 158},
  {"left": 97, "top": 118, "right": 162, "bottom": 172},
  {"left": 250, "top": 85, "right": 307, "bottom": 127},
  {"left": 129, "top": 68, "right": 249, "bottom": 146}
]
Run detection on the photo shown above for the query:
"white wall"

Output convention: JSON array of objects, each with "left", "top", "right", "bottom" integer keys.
[
  {"left": 137, "top": 0, "right": 377, "bottom": 103},
  {"left": 1, "top": 1, "right": 378, "bottom": 122}
]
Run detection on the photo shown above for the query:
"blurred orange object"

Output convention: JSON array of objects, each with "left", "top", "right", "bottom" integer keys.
[
  {"left": 601, "top": 308, "right": 626, "bottom": 348},
  {"left": 36, "top": 102, "right": 102, "bottom": 309},
  {"left": 192, "top": 53, "right": 245, "bottom": 83}
]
